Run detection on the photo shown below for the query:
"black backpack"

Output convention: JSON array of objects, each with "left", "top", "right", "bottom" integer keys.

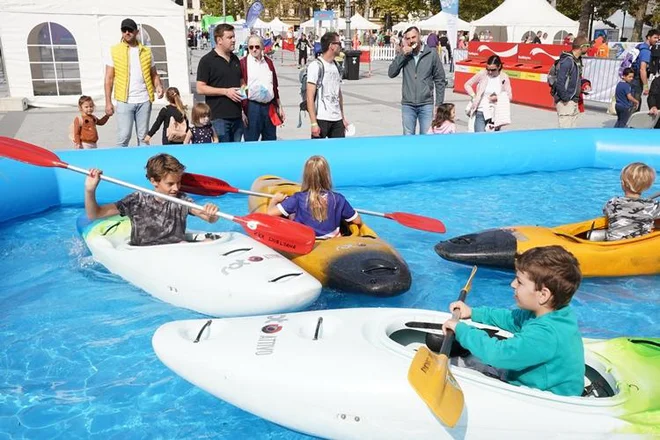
[{"left": 547, "top": 56, "right": 575, "bottom": 97}]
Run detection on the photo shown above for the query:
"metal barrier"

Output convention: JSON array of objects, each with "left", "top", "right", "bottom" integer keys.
[{"left": 583, "top": 57, "right": 620, "bottom": 103}]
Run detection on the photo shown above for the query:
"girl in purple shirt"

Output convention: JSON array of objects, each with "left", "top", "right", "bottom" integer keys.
[{"left": 267, "top": 155, "right": 362, "bottom": 238}]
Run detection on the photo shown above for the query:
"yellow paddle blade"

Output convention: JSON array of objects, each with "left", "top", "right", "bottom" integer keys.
[{"left": 408, "top": 346, "right": 464, "bottom": 428}]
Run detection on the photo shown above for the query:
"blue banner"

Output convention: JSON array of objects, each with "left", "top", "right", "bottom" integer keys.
[
  {"left": 246, "top": 1, "right": 264, "bottom": 29},
  {"left": 313, "top": 10, "right": 335, "bottom": 21},
  {"left": 440, "top": 0, "right": 459, "bottom": 15}
]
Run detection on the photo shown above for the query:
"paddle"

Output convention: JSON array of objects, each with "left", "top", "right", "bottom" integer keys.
[
  {"left": 180, "top": 172, "right": 447, "bottom": 233},
  {"left": 0, "top": 137, "right": 315, "bottom": 255},
  {"left": 407, "top": 265, "right": 478, "bottom": 428},
  {"left": 651, "top": 191, "right": 660, "bottom": 199}
]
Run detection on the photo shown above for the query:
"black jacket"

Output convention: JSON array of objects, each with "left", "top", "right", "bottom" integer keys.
[{"left": 148, "top": 105, "right": 188, "bottom": 145}]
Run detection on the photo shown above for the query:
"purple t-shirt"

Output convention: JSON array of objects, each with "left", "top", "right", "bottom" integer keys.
[{"left": 278, "top": 191, "right": 358, "bottom": 238}]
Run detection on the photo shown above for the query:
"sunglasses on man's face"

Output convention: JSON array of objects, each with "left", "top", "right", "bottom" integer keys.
[
  {"left": 249, "top": 45, "right": 262, "bottom": 50},
  {"left": 487, "top": 68, "right": 498, "bottom": 72},
  {"left": 121, "top": 27, "right": 136, "bottom": 33}
]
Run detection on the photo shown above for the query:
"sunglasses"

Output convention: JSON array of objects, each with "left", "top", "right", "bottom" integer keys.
[
  {"left": 249, "top": 45, "right": 262, "bottom": 50},
  {"left": 121, "top": 27, "right": 136, "bottom": 33},
  {"left": 486, "top": 67, "right": 499, "bottom": 72}
]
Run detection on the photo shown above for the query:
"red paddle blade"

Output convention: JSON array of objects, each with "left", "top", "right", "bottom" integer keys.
[
  {"left": 180, "top": 172, "right": 238, "bottom": 197},
  {"left": 235, "top": 212, "right": 316, "bottom": 255},
  {"left": 0, "top": 136, "right": 67, "bottom": 168},
  {"left": 385, "top": 212, "right": 446, "bottom": 233}
]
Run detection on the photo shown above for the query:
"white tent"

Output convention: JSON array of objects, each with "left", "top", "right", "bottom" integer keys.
[
  {"left": 469, "top": 0, "right": 578, "bottom": 43},
  {"left": 268, "top": 18, "right": 290, "bottom": 33},
  {"left": 301, "top": 17, "right": 347, "bottom": 30},
  {"left": 591, "top": 10, "right": 651, "bottom": 41},
  {"left": 393, "top": 21, "right": 419, "bottom": 32},
  {"left": 419, "top": 11, "right": 471, "bottom": 31},
  {"left": 0, "top": 0, "right": 189, "bottom": 107},
  {"left": 349, "top": 13, "right": 380, "bottom": 31},
  {"left": 251, "top": 18, "right": 271, "bottom": 30}
]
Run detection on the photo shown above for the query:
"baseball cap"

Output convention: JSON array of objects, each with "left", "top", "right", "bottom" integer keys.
[{"left": 121, "top": 18, "right": 137, "bottom": 31}]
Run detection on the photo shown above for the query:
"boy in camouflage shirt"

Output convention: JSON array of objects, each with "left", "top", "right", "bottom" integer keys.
[
  {"left": 603, "top": 162, "right": 660, "bottom": 241},
  {"left": 84, "top": 154, "right": 218, "bottom": 246}
]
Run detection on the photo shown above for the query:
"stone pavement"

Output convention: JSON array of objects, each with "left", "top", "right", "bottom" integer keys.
[{"left": 0, "top": 49, "right": 615, "bottom": 151}]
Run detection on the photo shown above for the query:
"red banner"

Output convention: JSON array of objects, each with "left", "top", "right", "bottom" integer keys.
[
  {"left": 467, "top": 42, "right": 518, "bottom": 64},
  {"left": 282, "top": 40, "right": 295, "bottom": 52},
  {"left": 517, "top": 44, "right": 569, "bottom": 67}
]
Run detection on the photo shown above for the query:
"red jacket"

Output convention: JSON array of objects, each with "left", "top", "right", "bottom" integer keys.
[{"left": 239, "top": 55, "right": 280, "bottom": 112}]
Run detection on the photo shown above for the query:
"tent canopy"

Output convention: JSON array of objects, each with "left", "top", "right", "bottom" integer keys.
[
  {"left": 393, "top": 21, "right": 419, "bottom": 32},
  {"left": 470, "top": 0, "right": 578, "bottom": 43},
  {"left": 591, "top": 9, "right": 651, "bottom": 41},
  {"left": 251, "top": 18, "right": 270, "bottom": 29},
  {"left": 0, "top": 0, "right": 189, "bottom": 107},
  {"left": 349, "top": 13, "right": 380, "bottom": 30},
  {"left": 301, "top": 16, "right": 347, "bottom": 30},
  {"left": 201, "top": 15, "right": 235, "bottom": 31},
  {"left": 419, "top": 11, "right": 470, "bottom": 31},
  {"left": 268, "top": 17, "right": 290, "bottom": 32}
]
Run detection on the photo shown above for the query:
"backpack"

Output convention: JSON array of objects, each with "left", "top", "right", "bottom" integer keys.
[
  {"left": 629, "top": 44, "right": 648, "bottom": 76},
  {"left": 166, "top": 115, "right": 187, "bottom": 142},
  {"left": 68, "top": 115, "right": 83, "bottom": 147},
  {"left": 548, "top": 56, "right": 575, "bottom": 97},
  {"left": 298, "top": 58, "right": 338, "bottom": 128},
  {"left": 620, "top": 47, "right": 641, "bottom": 77}
]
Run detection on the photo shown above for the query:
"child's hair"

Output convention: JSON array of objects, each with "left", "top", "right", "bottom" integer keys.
[
  {"left": 191, "top": 102, "right": 212, "bottom": 127},
  {"left": 621, "top": 67, "right": 634, "bottom": 77},
  {"left": 166, "top": 87, "right": 187, "bottom": 119},
  {"left": 620, "top": 162, "right": 656, "bottom": 194},
  {"left": 514, "top": 245, "right": 581, "bottom": 309},
  {"left": 301, "top": 155, "right": 332, "bottom": 222},
  {"left": 431, "top": 103, "right": 455, "bottom": 128},
  {"left": 145, "top": 153, "right": 185, "bottom": 182},
  {"left": 78, "top": 95, "right": 94, "bottom": 108}
]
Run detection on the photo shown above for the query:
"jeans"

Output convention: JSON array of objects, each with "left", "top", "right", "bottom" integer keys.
[
  {"left": 116, "top": 101, "right": 152, "bottom": 147},
  {"left": 212, "top": 117, "right": 244, "bottom": 143},
  {"left": 614, "top": 105, "right": 633, "bottom": 128},
  {"left": 631, "top": 79, "right": 643, "bottom": 110},
  {"left": 474, "top": 111, "right": 487, "bottom": 132},
  {"left": 244, "top": 101, "right": 276, "bottom": 142},
  {"left": 402, "top": 104, "right": 434, "bottom": 135}
]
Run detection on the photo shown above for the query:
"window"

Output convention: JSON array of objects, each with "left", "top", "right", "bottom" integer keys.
[
  {"left": 188, "top": 13, "right": 193, "bottom": 22},
  {"left": 553, "top": 31, "right": 569, "bottom": 45},
  {"left": 194, "top": 15, "right": 199, "bottom": 22},
  {"left": 138, "top": 24, "right": 169, "bottom": 89},
  {"left": 187, "top": 0, "right": 193, "bottom": 8},
  {"left": 27, "top": 22, "right": 81, "bottom": 96}
]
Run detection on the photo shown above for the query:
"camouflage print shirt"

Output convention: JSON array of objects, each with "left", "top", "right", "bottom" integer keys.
[
  {"left": 116, "top": 191, "right": 194, "bottom": 246},
  {"left": 603, "top": 196, "right": 660, "bottom": 241}
]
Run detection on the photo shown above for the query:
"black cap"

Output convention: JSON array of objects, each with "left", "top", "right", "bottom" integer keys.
[{"left": 121, "top": 18, "right": 137, "bottom": 31}]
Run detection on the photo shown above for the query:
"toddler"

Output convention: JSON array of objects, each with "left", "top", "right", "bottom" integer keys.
[
  {"left": 72, "top": 96, "right": 111, "bottom": 149},
  {"left": 427, "top": 103, "right": 456, "bottom": 135},
  {"left": 185, "top": 103, "right": 218, "bottom": 144}
]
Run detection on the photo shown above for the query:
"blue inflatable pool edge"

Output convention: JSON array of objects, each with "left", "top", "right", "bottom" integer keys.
[{"left": 1, "top": 128, "right": 659, "bottom": 225}]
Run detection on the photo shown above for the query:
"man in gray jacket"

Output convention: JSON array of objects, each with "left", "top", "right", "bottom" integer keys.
[
  {"left": 553, "top": 36, "right": 589, "bottom": 128},
  {"left": 388, "top": 27, "right": 446, "bottom": 135}
]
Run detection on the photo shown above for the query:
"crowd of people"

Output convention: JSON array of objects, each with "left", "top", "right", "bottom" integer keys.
[{"left": 68, "top": 18, "right": 660, "bottom": 149}]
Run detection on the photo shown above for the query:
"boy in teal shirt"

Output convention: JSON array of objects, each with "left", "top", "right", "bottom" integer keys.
[{"left": 442, "top": 245, "right": 585, "bottom": 396}]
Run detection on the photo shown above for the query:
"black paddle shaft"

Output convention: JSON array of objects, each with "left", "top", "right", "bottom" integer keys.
[{"left": 438, "top": 288, "right": 469, "bottom": 356}]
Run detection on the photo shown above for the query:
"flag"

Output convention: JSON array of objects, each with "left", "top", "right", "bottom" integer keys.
[{"left": 246, "top": 1, "right": 264, "bottom": 29}]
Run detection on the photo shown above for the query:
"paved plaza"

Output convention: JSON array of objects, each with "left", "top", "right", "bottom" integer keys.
[{"left": 0, "top": 50, "right": 614, "bottom": 150}]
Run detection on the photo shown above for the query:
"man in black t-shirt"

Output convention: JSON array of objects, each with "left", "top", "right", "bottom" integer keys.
[{"left": 196, "top": 24, "right": 245, "bottom": 142}]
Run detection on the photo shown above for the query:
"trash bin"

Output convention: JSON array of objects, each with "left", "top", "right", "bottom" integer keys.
[{"left": 344, "top": 50, "right": 361, "bottom": 80}]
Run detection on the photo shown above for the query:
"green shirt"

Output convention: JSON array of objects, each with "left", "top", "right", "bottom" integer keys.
[{"left": 455, "top": 306, "right": 585, "bottom": 396}]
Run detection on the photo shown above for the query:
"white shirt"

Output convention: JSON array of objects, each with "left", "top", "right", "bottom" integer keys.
[
  {"left": 478, "top": 75, "right": 502, "bottom": 113},
  {"left": 306, "top": 58, "right": 342, "bottom": 122},
  {"left": 247, "top": 54, "right": 275, "bottom": 104},
  {"left": 105, "top": 45, "right": 155, "bottom": 104}
]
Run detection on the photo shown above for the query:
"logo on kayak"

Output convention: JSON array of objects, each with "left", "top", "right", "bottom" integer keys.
[
  {"left": 255, "top": 314, "right": 287, "bottom": 356},
  {"left": 261, "top": 324, "right": 282, "bottom": 334},
  {"left": 220, "top": 254, "right": 282, "bottom": 275}
]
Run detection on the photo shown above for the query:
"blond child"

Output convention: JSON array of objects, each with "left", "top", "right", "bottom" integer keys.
[
  {"left": 443, "top": 246, "right": 584, "bottom": 397},
  {"left": 84, "top": 154, "right": 218, "bottom": 246},
  {"left": 144, "top": 87, "right": 188, "bottom": 145},
  {"left": 184, "top": 103, "right": 218, "bottom": 144},
  {"left": 266, "top": 155, "right": 362, "bottom": 238},
  {"left": 72, "top": 96, "right": 111, "bottom": 149},
  {"left": 603, "top": 162, "right": 660, "bottom": 240},
  {"left": 427, "top": 103, "right": 456, "bottom": 134}
]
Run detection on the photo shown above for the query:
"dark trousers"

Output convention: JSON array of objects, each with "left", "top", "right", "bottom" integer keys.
[
  {"left": 614, "top": 105, "right": 633, "bottom": 128},
  {"left": 212, "top": 117, "right": 244, "bottom": 143},
  {"left": 298, "top": 50, "right": 307, "bottom": 65},
  {"left": 244, "top": 101, "right": 277, "bottom": 142},
  {"left": 312, "top": 120, "right": 345, "bottom": 139}
]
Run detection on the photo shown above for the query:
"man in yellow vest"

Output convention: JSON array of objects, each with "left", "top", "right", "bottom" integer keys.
[{"left": 104, "top": 18, "right": 164, "bottom": 147}]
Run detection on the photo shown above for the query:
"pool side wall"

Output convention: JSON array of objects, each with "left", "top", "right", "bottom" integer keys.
[{"left": 1, "top": 129, "right": 659, "bottom": 224}]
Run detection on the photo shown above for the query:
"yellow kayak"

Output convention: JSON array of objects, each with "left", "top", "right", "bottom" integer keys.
[
  {"left": 435, "top": 217, "right": 660, "bottom": 277},
  {"left": 248, "top": 176, "right": 411, "bottom": 296}
]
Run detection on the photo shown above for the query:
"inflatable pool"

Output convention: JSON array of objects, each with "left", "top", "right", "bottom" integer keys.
[{"left": 2, "top": 129, "right": 659, "bottom": 225}]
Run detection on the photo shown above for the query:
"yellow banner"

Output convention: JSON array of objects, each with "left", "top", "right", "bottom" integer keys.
[{"left": 456, "top": 64, "right": 545, "bottom": 83}]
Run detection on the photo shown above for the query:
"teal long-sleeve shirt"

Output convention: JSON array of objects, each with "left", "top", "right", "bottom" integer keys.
[{"left": 455, "top": 306, "right": 585, "bottom": 396}]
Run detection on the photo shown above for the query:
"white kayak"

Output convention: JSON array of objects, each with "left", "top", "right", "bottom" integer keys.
[
  {"left": 78, "top": 215, "right": 322, "bottom": 317},
  {"left": 153, "top": 308, "right": 659, "bottom": 439}
]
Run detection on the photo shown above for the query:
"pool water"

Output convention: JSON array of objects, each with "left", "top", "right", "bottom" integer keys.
[{"left": 1, "top": 168, "right": 658, "bottom": 438}]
